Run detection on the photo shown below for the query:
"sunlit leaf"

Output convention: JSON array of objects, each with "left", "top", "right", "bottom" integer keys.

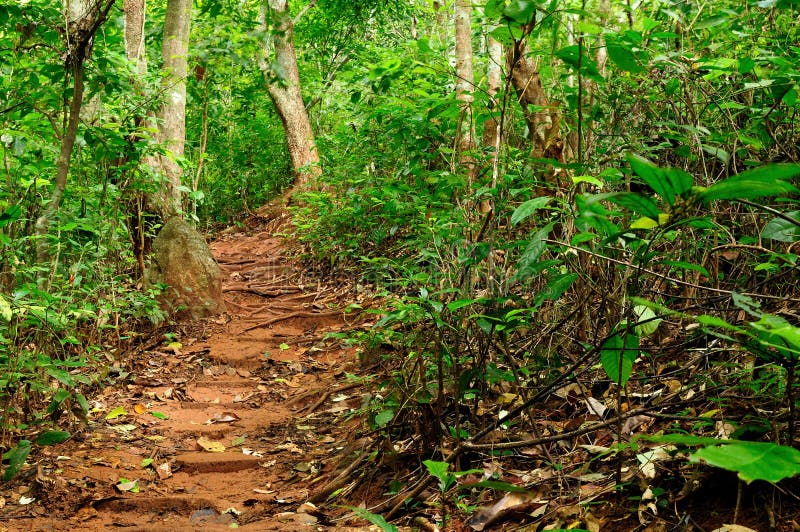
[{"left": 105, "top": 406, "right": 128, "bottom": 420}]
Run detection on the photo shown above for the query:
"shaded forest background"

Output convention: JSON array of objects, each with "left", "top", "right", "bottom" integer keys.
[{"left": 2, "top": 0, "right": 800, "bottom": 527}]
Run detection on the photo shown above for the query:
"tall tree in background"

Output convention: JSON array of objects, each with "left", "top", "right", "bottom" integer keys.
[
  {"left": 260, "top": 0, "right": 321, "bottom": 190},
  {"left": 152, "top": 0, "right": 192, "bottom": 217},
  {"left": 34, "top": 0, "right": 115, "bottom": 268},
  {"left": 454, "top": 0, "right": 475, "bottom": 178}
]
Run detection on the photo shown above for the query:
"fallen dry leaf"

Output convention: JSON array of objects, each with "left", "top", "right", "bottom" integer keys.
[
  {"left": 156, "top": 462, "right": 173, "bottom": 479},
  {"left": 467, "top": 491, "right": 543, "bottom": 531},
  {"left": 205, "top": 412, "right": 241, "bottom": 424},
  {"left": 197, "top": 437, "right": 226, "bottom": 452}
]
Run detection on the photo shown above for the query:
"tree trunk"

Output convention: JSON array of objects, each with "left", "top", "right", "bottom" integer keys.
[
  {"left": 507, "top": 40, "right": 563, "bottom": 161},
  {"left": 34, "top": 0, "right": 115, "bottom": 271},
  {"left": 123, "top": 0, "right": 147, "bottom": 73},
  {"left": 152, "top": 0, "right": 192, "bottom": 219},
  {"left": 454, "top": 0, "right": 475, "bottom": 176},
  {"left": 260, "top": 0, "right": 321, "bottom": 190}
]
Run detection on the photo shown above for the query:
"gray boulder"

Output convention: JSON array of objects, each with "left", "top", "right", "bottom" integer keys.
[{"left": 149, "top": 218, "right": 226, "bottom": 319}]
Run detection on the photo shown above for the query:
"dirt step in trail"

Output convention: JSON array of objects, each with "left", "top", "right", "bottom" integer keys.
[{"left": 2, "top": 220, "right": 379, "bottom": 531}]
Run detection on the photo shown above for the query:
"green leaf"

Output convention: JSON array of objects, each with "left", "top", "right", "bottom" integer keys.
[
  {"left": 630, "top": 217, "right": 659, "bottom": 229},
  {"left": 633, "top": 305, "right": 662, "bottom": 337},
  {"left": 423, "top": 459, "right": 450, "bottom": 481},
  {"left": 572, "top": 175, "right": 604, "bottom": 188},
  {"left": 607, "top": 192, "right": 661, "bottom": 218},
  {"left": 512, "top": 223, "right": 555, "bottom": 282},
  {"left": 35, "top": 430, "right": 71, "bottom": 445},
  {"left": 106, "top": 406, "right": 128, "bottom": 419},
  {"left": 761, "top": 211, "right": 800, "bottom": 242},
  {"left": 447, "top": 298, "right": 477, "bottom": 311},
  {"left": 150, "top": 411, "right": 169, "bottom": 420},
  {"left": 510, "top": 196, "right": 552, "bottom": 226},
  {"left": 0, "top": 294, "right": 12, "bottom": 322},
  {"left": 0, "top": 205, "right": 21, "bottom": 229},
  {"left": 2, "top": 440, "right": 31, "bottom": 481},
  {"left": 347, "top": 506, "right": 398, "bottom": 532},
  {"left": 600, "top": 330, "right": 639, "bottom": 386},
  {"left": 468, "top": 480, "right": 530, "bottom": 492},
  {"left": 626, "top": 154, "right": 694, "bottom": 205},
  {"left": 141, "top": 458, "right": 154, "bottom": 468},
  {"left": 374, "top": 409, "right": 394, "bottom": 427},
  {"left": 698, "top": 164, "right": 800, "bottom": 203},
  {"left": 606, "top": 42, "right": 644, "bottom": 73},
  {"left": 691, "top": 442, "right": 800, "bottom": 483}
]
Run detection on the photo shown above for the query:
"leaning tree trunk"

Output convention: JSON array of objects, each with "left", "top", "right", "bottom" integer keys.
[
  {"left": 34, "top": 0, "right": 115, "bottom": 274},
  {"left": 260, "top": 0, "right": 321, "bottom": 190}
]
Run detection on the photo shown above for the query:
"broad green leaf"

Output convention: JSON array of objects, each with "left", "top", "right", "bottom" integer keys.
[
  {"left": 633, "top": 305, "right": 662, "bottom": 337},
  {"left": 447, "top": 298, "right": 476, "bottom": 311},
  {"left": 749, "top": 314, "right": 800, "bottom": 360},
  {"left": 510, "top": 197, "right": 552, "bottom": 226},
  {"left": 423, "top": 459, "right": 450, "bottom": 481},
  {"left": 606, "top": 42, "right": 644, "bottom": 73},
  {"left": 698, "top": 164, "right": 800, "bottom": 203},
  {"left": 512, "top": 223, "right": 555, "bottom": 282},
  {"left": 600, "top": 330, "right": 639, "bottom": 386},
  {"left": 631, "top": 217, "right": 659, "bottom": 229},
  {"left": 626, "top": 154, "right": 693, "bottom": 205},
  {"left": 0, "top": 205, "right": 21, "bottom": 228},
  {"left": 607, "top": 192, "right": 661, "bottom": 218},
  {"left": 150, "top": 411, "right": 169, "bottom": 420},
  {"left": 2, "top": 440, "right": 31, "bottom": 481},
  {"left": 572, "top": 175, "right": 604, "bottom": 188},
  {"left": 691, "top": 442, "right": 800, "bottom": 483},
  {"left": 36, "top": 430, "right": 70, "bottom": 445},
  {"left": 347, "top": 506, "right": 398, "bottom": 532},
  {"left": 761, "top": 211, "right": 800, "bottom": 242},
  {"left": 374, "top": 409, "right": 394, "bottom": 427},
  {"left": 534, "top": 273, "right": 577, "bottom": 307},
  {"left": 141, "top": 458, "right": 154, "bottom": 468}
]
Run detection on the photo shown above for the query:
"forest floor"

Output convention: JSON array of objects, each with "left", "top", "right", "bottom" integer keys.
[
  {"left": 2, "top": 211, "right": 799, "bottom": 531},
  {"left": 1, "top": 209, "right": 385, "bottom": 531}
]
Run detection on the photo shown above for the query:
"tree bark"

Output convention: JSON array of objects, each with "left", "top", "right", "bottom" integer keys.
[
  {"left": 123, "top": 0, "right": 147, "bottom": 73},
  {"left": 151, "top": 0, "right": 192, "bottom": 219},
  {"left": 260, "top": 0, "right": 321, "bottom": 190},
  {"left": 507, "top": 40, "right": 562, "bottom": 161},
  {"left": 454, "top": 0, "right": 475, "bottom": 176},
  {"left": 34, "top": 0, "right": 115, "bottom": 269}
]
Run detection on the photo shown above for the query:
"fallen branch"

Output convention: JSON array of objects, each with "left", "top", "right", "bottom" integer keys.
[{"left": 308, "top": 448, "right": 371, "bottom": 503}]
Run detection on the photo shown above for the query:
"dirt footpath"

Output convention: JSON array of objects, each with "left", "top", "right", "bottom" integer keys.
[{"left": 2, "top": 217, "right": 380, "bottom": 531}]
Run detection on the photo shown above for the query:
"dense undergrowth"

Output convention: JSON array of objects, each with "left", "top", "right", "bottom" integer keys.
[{"left": 2, "top": 0, "right": 800, "bottom": 526}]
